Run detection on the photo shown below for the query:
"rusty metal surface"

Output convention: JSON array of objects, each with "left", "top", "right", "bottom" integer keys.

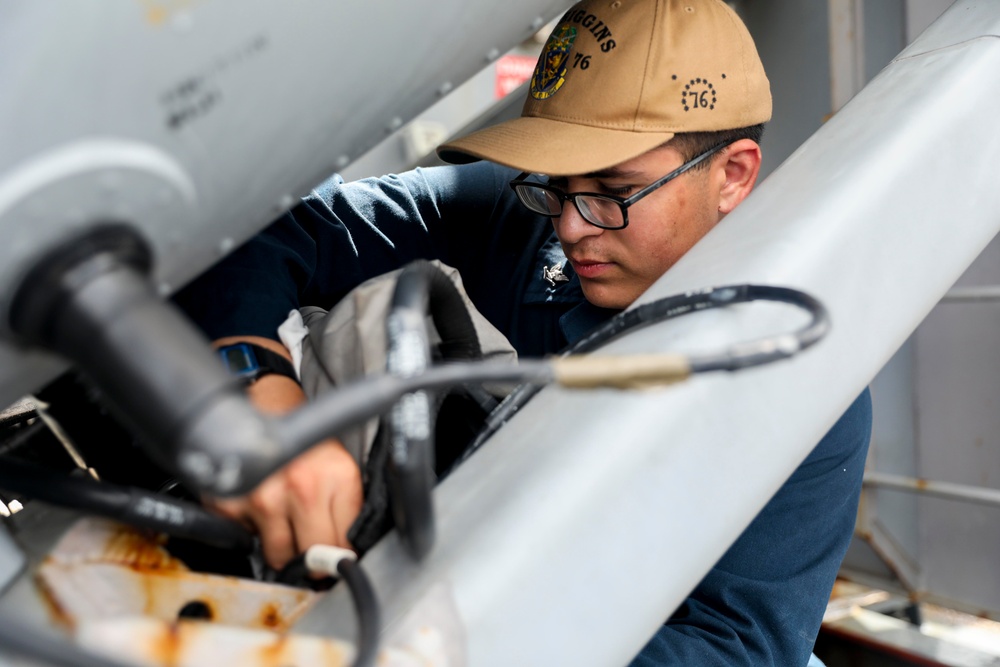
[
  {"left": 37, "top": 519, "right": 316, "bottom": 633},
  {"left": 24, "top": 517, "right": 453, "bottom": 666},
  {"left": 73, "top": 615, "right": 450, "bottom": 667}
]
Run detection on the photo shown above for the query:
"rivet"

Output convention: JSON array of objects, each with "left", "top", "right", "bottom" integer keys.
[
  {"left": 685, "top": 6, "right": 695, "bottom": 13},
  {"left": 388, "top": 117, "right": 403, "bottom": 131},
  {"left": 611, "top": 1, "right": 621, "bottom": 7},
  {"left": 277, "top": 194, "right": 294, "bottom": 210},
  {"left": 486, "top": 48, "right": 501, "bottom": 62},
  {"left": 530, "top": 16, "right": 545, "bottom": 30},
  {"left": 336, "top": 155, "right": 350, "bottom": 169},
  {"left": 218, "top": 237, "right": 235, "bottom": 254},
  {"left": 438, "top": 81, "right": 453, "bottom": 96},
  {"left": 158, "top": 282, "right": 172, "bottom": 296}
]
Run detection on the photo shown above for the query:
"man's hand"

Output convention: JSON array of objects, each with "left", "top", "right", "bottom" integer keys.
[{"left": 205, "top": 336, "right": 363, "bottom": 570}]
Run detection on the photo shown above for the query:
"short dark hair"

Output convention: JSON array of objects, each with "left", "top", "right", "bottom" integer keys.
[{"left": 667, "top": 124, "right": 766, "bottom": 170}]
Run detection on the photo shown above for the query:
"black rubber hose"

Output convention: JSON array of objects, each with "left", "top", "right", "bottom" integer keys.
[
  {"left": 456, "top": 284, "right": 829, "bottom": 468},
  {"left": 0, "top": 423, "right": 253, "bottom": 551},
  {"left": 685, "top": 285, "right": 828, "bottom": 372},
  {"left": 275, "top": 360, "right": 550, "bottom": 464},
  {"left": 397, "top": 260, "right": 482, "bottom": 361},
  {"left": 337, "top": 558, "right": 381, "bottom": 667},
  {"left": 384, "top": 260, "right": 483, "bottom": 560}
]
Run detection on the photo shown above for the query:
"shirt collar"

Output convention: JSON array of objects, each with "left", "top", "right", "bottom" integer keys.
[{"left": 521, "top": 231, "right": 621, "bottom": 346}]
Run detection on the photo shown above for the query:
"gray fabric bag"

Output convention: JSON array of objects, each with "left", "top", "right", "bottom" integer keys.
[
  {"left": 297, "top": 259, "right": 517, "bottom": 468},
  {"left": 295, "top": 260, "right": 518, "bottom": 553}
]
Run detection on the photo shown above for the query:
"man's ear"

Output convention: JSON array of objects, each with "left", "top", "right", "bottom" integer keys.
[{"left": 716, "top": 139, "right": 762, "bottom": 215}]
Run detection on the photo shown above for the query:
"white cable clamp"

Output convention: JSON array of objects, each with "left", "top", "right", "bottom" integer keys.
[{"left": 304, "top": 544, "right": 358, "bottom": 576}]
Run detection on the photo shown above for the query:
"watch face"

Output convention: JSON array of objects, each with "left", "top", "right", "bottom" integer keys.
[{"left": 219, "top": 343, "right": 259, "bottom": 377}]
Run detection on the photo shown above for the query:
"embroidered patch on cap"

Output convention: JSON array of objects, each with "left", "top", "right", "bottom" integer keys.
[
  {"left": 531, "top": 25, "right": 578, "bottom": 100},
  {"left": 681, "top": 77, "right": 718, "bottom": 112}
]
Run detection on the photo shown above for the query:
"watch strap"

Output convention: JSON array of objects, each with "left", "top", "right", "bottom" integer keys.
[
  {"left": 218, "top": 342, "right": 299, "bottom": 385},
  {"left": 251, "top": 344, "right": 298, "bottom": 383}
]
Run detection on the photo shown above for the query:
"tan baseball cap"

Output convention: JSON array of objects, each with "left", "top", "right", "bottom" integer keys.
[{"left": 437, "top": 0, "right": 771, "bottom": 176}]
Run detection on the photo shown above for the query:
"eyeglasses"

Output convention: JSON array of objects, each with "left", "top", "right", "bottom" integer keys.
[{"left": 508, "top": 141, "right": 731, "bottom": 230}]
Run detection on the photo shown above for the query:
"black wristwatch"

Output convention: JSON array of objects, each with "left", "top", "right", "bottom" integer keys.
[{"left": 217, "top": 342, "right": 298, "bottom": 385}]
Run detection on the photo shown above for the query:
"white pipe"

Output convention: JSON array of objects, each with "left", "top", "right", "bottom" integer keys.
[{"left": 864, "top": 472, "right": 1000, "bottom": 507}]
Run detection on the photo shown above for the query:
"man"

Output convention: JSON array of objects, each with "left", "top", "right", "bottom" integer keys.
[{"left": 177, "top": 0, "right": 872, "bottom": 663}]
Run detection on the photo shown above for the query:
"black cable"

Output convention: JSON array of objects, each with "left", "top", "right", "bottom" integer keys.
[
  {"left": 282, "top": 548, "right": 381, "bottom": 667},
  {"left": 0, "top": 423, "right": 254, "bottom": 551},
  {"left": 385, "top": 261, "right": 484, "bottom": 561},
  {"left": 275, "top": 360, "right": 552, "bottom": 460},
  {"left": 384, "top": 263, "right": 437, "bottom": 562},
  {"left": 457, "top": 284, "right": 828, "bottom": 465},
  {"left": 337, "top": 558, "right": 380, "bottom": 667},
  {"left": 569, "top": 284, "right": 828, "bottom": 356}
]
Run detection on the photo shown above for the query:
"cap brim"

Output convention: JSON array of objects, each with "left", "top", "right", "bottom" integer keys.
[{"left": 437, "top": 116, "right": 676, "bottom": 176}]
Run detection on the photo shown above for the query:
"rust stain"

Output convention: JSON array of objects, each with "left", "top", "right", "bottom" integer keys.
[
  {"left": 149, "top": 621, "right": 183, "bottom": 667},
  {"left": 34, "top": 567, "right": 75, "bottom": 631},
  {"left": 259, "top": 634, "right": 291, "bottom": 667},
  {"left": 145, "top": 5, "right": 168, "bottom": 24},
  {"left": 139, "top": 0, "right": 209, "bottom": 28},
  {"left": 103, "top": 526, "right": 186, "bottom": 573},
  {"left": 914, "top": 478, "right": 929, "bottom": 491},
  {"left": 258, "top": 602, "right": 284, "bottom": 631}
]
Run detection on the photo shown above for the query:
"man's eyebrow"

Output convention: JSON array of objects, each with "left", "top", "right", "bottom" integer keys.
[
  {"left": 580, "top": 166, "right": 644, "bottom": 179},
  {"left": 542, "top": 167, "right": 643, "bottom": 181}
]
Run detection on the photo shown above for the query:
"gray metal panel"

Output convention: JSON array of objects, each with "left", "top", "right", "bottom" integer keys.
[
  {"left": 0, "top": 0, "right": 572, "bottom": 406},
  {"left": 296, "top": 2, "right": 1000, "bottom": 663}
]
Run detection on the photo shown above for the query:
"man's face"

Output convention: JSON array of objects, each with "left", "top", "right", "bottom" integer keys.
[{"left": 549, "top": 145, "right": 723, "bottom": 310}]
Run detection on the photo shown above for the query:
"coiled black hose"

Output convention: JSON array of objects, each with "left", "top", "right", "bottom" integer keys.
[
  {"left": 385, "top": 260, "right": 482, "bottom": 560},
  {"left": 455, "top": 283, "right": 829, "bottom": 468}
]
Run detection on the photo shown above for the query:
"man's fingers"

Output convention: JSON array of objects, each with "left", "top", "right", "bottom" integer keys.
[
  {"left": 204, "top": 439, "right": 364, "bottom": 570},
  {"left": 247, "top": 475, "right": 299, "bottom": 569},
  {"left": 257, "top": 514, "right": 297, "bottom": 571},
  {"left": 286, "top": 478, "right": 339, "bottom": 554},
  {"left": 284, "top": 441, "right": 363, "bottom": 551}
]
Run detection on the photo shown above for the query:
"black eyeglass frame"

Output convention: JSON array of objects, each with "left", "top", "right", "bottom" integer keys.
[{"left": 508, "top": 140, "right": 732, "bottom": 230}]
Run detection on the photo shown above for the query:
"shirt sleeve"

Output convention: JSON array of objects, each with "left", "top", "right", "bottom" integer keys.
[
  {"left": 630, "top": 388, "right": 873, "bottom": 667},
  {"left": 173, "top": 162, "right": 510, "bottom": 341}
]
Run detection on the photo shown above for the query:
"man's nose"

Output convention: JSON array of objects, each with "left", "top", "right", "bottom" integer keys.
[{"left": 554, "top": 201, "right": 603, "bottom": 244}]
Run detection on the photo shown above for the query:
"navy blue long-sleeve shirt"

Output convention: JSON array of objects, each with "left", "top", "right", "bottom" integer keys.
[{"left": 176, "top": 161, "right": 872, "bottom": 666}]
